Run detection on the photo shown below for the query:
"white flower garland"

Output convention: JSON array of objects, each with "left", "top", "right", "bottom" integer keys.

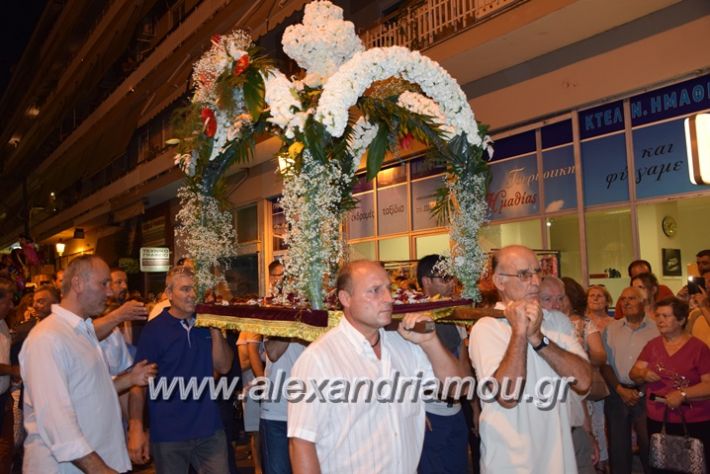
[
  {"left": 282, "top": 1, "right": 364, "bottom": 85},
  {"left": 278, "top": 153, "right": 349, "bottom": 308},
  {"left": 316, "top": 46, "right": 481, "bottom": 146},
  {"left": 397, "top": 91, "right": 455, "bottom": 140},
  {"left": 263, "top": 71, "right": 310, "bottom": 139},
  {"left": 346, "top": 117, "right": 379, "bottom": 169},
  {"left": 175, "top": 187, "right": 237, "bottom": 297}
]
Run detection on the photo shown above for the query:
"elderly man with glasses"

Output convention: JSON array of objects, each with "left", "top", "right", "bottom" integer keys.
[{"left": 469, "top": 245, "right": 591, "bottom": 473}]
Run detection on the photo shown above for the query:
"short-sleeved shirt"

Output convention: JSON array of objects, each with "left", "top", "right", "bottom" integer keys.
[
  {"left": 636, "top": 336, "right": 710, "bottom": 423},
  {"left": 689, "top": 310, "right": 710, "bottom": 348},
  {"left": 99, "top": 328, "right": 134, "bottom": 376},
  {"left": 603, "top": 316, "right": 659, "bottom": 385},
  {"left": 469, "top": 304, "right": 587, "bottom": 474},
  {"left": 287, "top": 317, "right": 435, "bottom": 473},
  {"left": 261, "top": 340, "right": 306, "bottom": 422},
  {"left": 135, "top": 309, "right": 222, "bottom": 443}
]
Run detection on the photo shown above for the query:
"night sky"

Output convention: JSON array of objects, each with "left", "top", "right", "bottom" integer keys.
[{"left": 0, "top": 1, "right": 48, "bottom": 99}]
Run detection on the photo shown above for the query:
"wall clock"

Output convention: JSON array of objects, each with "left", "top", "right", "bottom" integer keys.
[{"left": 662, "top": 216, "right": 677, "bottom": 237}]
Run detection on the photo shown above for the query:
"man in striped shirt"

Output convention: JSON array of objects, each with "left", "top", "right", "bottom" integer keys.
[{"left": 288, "top": 260, "right": 464, "bottom": 473}]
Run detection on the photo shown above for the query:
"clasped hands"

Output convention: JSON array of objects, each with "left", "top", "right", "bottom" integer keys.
[{"left": 504, "top": 300, "right": 544, "bottom": 347}]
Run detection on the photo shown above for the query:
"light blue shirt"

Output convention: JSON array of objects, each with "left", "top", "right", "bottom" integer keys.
[{"left": 602, "top": 316, "right": 659, "bottom": 385}]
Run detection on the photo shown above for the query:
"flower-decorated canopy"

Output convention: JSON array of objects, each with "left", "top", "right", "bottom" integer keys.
[{"left": 172, "top": 1, "right": 491, "bottom": 307}]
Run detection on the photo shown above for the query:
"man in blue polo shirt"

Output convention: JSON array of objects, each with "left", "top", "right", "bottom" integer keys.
[{"left": 127, "top": 266, "right": 233, "bottom": 473}]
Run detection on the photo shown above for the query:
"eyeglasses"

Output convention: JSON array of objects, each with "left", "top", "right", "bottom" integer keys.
[
  {"left": 496, "top": 267, "right": 542, "bottom": 282},
  {"left": 428, "top": 274, "right": 453, "bottom": 283}
]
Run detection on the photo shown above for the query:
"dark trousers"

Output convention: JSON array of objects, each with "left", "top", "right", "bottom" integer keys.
[
  {"left": 418, "top": 411, "right": 469, "bottom": 474},
  {"left": 0, "top": 392, "right": 12, "bottom": 474},
  {"left": 605, "top": 389, "right": 650, "bottom": 474},
  {"left": 647, "top": 418, "right": 710, "bottom": 474},
  {"left": 260, "top": 418, "right": 291, "bottom": 474},
  {"left": 151, "top": 429, "right": 229, "bottom": 474}
]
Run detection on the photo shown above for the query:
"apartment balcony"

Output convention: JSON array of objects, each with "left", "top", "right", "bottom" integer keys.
[{"left": 360, "top": 0, "right": 523, "bottom": 50}]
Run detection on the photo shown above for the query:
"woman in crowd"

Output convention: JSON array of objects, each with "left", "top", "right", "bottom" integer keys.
[
  {"left": 631, "top": 272, "right": 659, "bottom": 322},
  {"left": 585, "top": 285, "right": 613, "bottom": 332},
  {"left": 629, "top": 297, "right": 710, "bottom": 473},
  {"left": 562, "top": 277, "right": 608, "bottom": 473},
  {"left": 583, "top": 284, "right": 615, "bottom": 473}
]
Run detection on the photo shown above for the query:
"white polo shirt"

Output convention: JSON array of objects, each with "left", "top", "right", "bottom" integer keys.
[
  {"left": 288, "top": 317, "right": 435, "bottom": 473},
  {"left": 20, "top": 304, "right": 131, "bottom": 473},
  {"left": 469, "top": 305, "right": 587, "bottom": 474}
]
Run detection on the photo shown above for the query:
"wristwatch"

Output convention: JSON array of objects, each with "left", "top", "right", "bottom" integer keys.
[{"left": 533, "top": 335, "right": 550, "bottom": 352}]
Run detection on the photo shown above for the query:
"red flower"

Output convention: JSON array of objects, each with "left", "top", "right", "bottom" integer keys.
[
  {"left": 210, "top": 34, "right": 221, "bottom": 46},
  {"left": 201, "top": 108, "right": 217, "bottom": 138},
  {"left": 399, "top": 132, "right": 414, "bottom": 149},
  {"left": 233, "top": 54, "right": 250, "bottom": 76}
]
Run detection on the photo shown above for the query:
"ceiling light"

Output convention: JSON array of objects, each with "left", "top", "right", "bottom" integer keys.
[{"left": 56, "top": 242, "right": 65, "bottom": 256}]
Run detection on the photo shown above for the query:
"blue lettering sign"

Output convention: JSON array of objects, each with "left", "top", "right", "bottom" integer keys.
[{"left": 631, "top": 74, "right": 710, "bottom": 126}]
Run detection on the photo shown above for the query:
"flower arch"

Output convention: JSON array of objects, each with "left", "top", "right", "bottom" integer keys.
[{"left": 316, "top": 46, "right": 481, "bottom": 146}]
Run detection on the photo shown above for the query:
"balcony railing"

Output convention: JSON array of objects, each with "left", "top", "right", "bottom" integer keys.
[{"left": 360, "top": 0, "right": 524, "bottom": 50}]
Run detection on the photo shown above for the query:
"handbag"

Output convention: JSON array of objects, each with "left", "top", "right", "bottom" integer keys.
[
  {"left": 649, "top": 407, "right": 706, "bottom": 474},
  {"left": 587, "top": 367, "right": 610, "bottom": 401}
]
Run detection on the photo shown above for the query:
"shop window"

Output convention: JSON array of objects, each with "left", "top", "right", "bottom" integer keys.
[
  {"left": 349, "top": 241, "right": 376, "bottom": 261},
  {"left": 377, "top": 163, "right": 406, "bottom": 187},
  {"left": 415, "top": 234, "right": 450, "bottom": 259},
  {"left": 547, "top": 214, "right": 582, "bottom": 282},
  {"left": 632, "top": 118, "right": 695, "bottom": 199},
  {"left": 377, "top": 184, "right": 408, "bottom": 235},
  {"left": 585, "top": 207, "right": 633, "bottom": 302},
  {"left": 542, "top": 145, "right": 576, "bottom": 212},
  {"left": 236, "top": 205, "right": 258, "bottom": 243},
  {"left": 486, "top": 153, "right": 539, "bottom": 220},
  {"left": 637, "top": 195, "right": 710, "bottom": 295},
  {"left": 581, "top": 133, "right": 628, "bottom": 206},
  {"left": 479, "top": 219, "right": 542, "bottom": 253},
  {"left": 348, "top": 192, "right": 375, "bottom": 239},
  {"left": 411, "top": 175, "right": 444, "bottom": 230},
  {"left": 379, "top": 236, "right": 409, "bottom": 262}
]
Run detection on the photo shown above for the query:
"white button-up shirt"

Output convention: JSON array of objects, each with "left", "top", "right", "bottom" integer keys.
[
  {"left": 288, "top": 317, "right": 435, "bottom": 473},
  {"left": 0, "top": 319, "right": 11, "bottom": 395},
  {"left": 20, "top": 304, "right": 131, "bottom": 473},
  {"left": 469, "top": 304, "right": 587, "bottom": 474}
]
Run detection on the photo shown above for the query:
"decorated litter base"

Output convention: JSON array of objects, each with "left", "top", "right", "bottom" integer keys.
[{"left": 195, "top": 298, "right": 502, "bottom": 342}]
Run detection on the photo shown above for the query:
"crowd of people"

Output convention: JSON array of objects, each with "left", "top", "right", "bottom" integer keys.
[{"left": 0, "top": 247, "right": 709, "bottom": 473}]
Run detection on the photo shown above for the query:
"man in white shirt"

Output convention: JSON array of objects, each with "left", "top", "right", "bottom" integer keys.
[
  {"left": 0, "top": 277, "right": 19, "bottom": 471},
  {"left": 20, "top": 255, "right": 156, "bottom": 473},
  {"left": 288, "top": 260, "right": 464, "bottom": 473},
  {"left": 469, "top": 245, "right": 591, "bottom": 473}
]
